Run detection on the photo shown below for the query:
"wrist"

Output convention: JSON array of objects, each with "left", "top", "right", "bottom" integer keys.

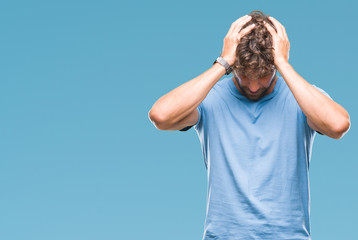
[
  {"left": 276, "top": 60, "right": 290, "bottom": 72},
  {"left": 276, "top": 59, "right": 289, "bottom": 67},
  {"left": 213, "top": 56, "right": 233, "bottom": 75},
  {"left": 213, "top": 61, "right": 227, "bottom": 74},
  {"left": 221, "top": 55, "right": 235, "bottom": 66}
]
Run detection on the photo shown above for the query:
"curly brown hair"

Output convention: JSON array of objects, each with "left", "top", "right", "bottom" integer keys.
[{"left": 233, "top": 10, "right": 278, "bottom": 79}]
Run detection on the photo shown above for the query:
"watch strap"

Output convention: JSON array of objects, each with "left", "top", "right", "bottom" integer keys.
[{"left": 213, "top": 56, "right": 233, "bottom": 75}]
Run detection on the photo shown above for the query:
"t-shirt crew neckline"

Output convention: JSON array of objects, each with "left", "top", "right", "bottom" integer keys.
[{"left": 228, "top": 75, "right": 283, "bottom": 102}]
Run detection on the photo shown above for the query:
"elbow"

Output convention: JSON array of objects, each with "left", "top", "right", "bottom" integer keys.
[
  {"left": 331, "top": 116, "right": 351, "bottom": 140},
  {"left": 148, "top": 109, "right": 170, "bottom": 130}
]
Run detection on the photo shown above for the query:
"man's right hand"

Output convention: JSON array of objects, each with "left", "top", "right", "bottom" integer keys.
[{"left": 221, "top": 15, "right": 256, "bottom": 66}]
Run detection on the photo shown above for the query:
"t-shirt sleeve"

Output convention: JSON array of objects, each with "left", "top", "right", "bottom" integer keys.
[
  {"left": 309, "top": 85, "right": 333, "bottom": 135},
  {"left": 179, "top": 101, "right": 203, "bottom": 132}
]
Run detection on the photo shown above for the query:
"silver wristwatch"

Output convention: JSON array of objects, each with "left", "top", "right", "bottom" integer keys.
[{"left": 213, "top": 56, "right": 233, "bottom": 75}]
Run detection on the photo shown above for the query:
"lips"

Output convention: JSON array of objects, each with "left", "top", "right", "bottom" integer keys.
[{"left": 248, "top": 90, "right": 260, "bottom": 95}]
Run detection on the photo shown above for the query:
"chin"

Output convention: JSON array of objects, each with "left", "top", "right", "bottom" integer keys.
[{"left": 246, "top": 94, "right": 263, "bottom": 101}]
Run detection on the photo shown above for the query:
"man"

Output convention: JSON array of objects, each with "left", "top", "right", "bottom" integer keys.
[{"left": 148, "top": 10, "right": 350, "bottom": 240}]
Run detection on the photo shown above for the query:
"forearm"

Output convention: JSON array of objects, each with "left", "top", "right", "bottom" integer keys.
[
  {"left": 277, "top": 61, "right": 350, "bottom": 137},
  {"left": 149, "top": 63, "right": 226, "bottom": 128}
]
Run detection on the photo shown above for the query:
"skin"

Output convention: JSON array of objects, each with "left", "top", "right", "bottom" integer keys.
[{"left": 232, "top": 69, "right": 277, "bottom": 101}]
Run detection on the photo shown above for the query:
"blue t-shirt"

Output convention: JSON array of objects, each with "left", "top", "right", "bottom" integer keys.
[{"left": 183, "top": 75, "right": 332, "bottom": 240}]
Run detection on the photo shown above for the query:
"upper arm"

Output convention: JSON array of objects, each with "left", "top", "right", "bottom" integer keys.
[{"left": 163, "top": 108, "right": 199, "bottom": 131}]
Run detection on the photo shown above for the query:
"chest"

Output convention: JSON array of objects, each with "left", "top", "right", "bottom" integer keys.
[{"left": 203, "top": 94, "right": 306, "bottom": 150}]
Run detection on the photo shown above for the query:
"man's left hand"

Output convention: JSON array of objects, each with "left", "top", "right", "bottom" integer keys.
[{"left": 264, "top": 16, "right": 290, "bottom": 67}]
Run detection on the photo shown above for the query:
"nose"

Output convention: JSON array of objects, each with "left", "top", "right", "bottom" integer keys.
[{"left": 248, "top": 81, "right": 260, "bottom": 93}]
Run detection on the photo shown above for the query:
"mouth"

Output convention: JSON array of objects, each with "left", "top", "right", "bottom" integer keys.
[{"left": 248, "top": 90, "right": 260, "bottom": 95}]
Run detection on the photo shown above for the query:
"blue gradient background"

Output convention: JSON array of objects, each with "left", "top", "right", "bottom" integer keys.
[{"left": 0, "top": 1, "right": 356, "bottom": 239}]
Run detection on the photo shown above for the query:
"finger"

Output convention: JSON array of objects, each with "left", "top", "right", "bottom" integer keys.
[
  {"left": 279, "top": 21, "right": 289, "bottom": 40},
  {"left": 269, "top": 16, "right": 289, "bottom": 41},
  {"left": 228, "top": 15, "right": 252, "bottom": 36},
  {"left": 282, "top": 26, "right": 288, "bottom": 40},
  {"left": 264, "top": 21, "right": 276, "bottom": 39},
  {"left": 226, "top": 15, "right": 249, "bottom": 36},
  {"left": 235, "top": 15, "right": 252, "bottom": 33},
  {"left": 227, "top": 15, "right": 250, "bottom": 37},
  {"left": 237, "top": 23, "right": 255, "bottom": 38},
  {"left": 268, "top": 16, "right": 285, "bottom": 38}
]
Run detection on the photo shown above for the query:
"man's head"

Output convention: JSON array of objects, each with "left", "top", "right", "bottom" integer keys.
[
  {"left": 233, "top": 68, "right": 277, "bottom": 101},
  {"left": 232, "top": 10, "right": 278, "bottom": 101}
]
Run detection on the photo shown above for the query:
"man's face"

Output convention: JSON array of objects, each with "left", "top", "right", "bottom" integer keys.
[{"left": 233, "top": 69, "right": 277, "bottom": 101}]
